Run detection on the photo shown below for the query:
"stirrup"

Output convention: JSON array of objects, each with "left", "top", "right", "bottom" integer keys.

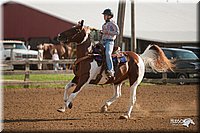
[{"left": 106, "top": 70, "right": 115, "bottom": 79}]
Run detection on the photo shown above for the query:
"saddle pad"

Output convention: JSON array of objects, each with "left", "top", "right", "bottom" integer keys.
[
  {"left": 112, "top": 55, "right": 127, "bottom": 64},
  {"left": 119, "top": 56, "right": 127, "bottom": 63}
]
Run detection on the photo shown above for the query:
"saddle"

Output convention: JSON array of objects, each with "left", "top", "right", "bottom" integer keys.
[
  {"left": 89, "top": 43, "right": 127, "bottom": 84},
  {"left": 92, "top": 43, "right": 127, "bottom": 67}
]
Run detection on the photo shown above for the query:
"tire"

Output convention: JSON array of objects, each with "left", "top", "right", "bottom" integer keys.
[{"left": 177, "top": 73, "right": 188, "bottom": 85}]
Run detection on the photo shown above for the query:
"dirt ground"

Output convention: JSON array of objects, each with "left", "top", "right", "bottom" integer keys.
[{"left": 3, "top": 84, "right": 199, "bottom": 132}]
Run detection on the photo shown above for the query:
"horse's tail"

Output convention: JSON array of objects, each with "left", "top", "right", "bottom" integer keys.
[{"left": 140, "top": 44, "right": 175, "bottom": 72}]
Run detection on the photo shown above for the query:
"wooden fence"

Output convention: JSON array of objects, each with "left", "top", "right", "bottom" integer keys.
[{"left": 2, "top": 59, "right": 199, "bottom": 86}]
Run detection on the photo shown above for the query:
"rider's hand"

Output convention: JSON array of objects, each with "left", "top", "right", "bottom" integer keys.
[{"left": 100, "top": 30, "right": 103, "bottom": 34}]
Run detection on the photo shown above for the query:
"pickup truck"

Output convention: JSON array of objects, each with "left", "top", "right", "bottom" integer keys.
[{"left": 1, "top": 40, "right": 38, "bottom": 70}]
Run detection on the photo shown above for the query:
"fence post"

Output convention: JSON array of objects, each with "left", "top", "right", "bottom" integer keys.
[
  {"left": 24, "top": 61, "right": 30, "bottom": 88},
  {"left": 162, "top": 72, "right": 167, "bottom": 84},
  {"left": 116, "top": 1, "right": 126, "bottom": 48}
]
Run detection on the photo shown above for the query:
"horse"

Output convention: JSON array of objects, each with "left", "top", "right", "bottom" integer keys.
[
  {"left": 38, "top": 42, "right": 73, "bottom": 69},
  {"left": 56, "top": 20, "right": 174, "bottom": 119},
  {"left": 40, "top": 43, "right": 66, "bottom": 59}
]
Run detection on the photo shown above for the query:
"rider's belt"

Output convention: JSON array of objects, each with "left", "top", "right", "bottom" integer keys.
[{"left": 103, "top": 39, "right": 114, "bottom": 41}]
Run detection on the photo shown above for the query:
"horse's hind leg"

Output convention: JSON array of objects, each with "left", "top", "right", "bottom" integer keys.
[
  {"left": 120, "top": 82, "right": 138, "bottom": 119},
  {"left": 101, "top": 83, "right": 122, "bottom": 113},
  {"left": 120, "top": 56, "right": 144, "bottom": 119},
  {"left": 57, "top": 77, "right": 77, "bottom": 113}
]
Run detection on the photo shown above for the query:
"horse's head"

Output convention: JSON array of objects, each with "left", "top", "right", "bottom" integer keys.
[{"left": 57, "top": 20, "right": 91, "bottom": 44}]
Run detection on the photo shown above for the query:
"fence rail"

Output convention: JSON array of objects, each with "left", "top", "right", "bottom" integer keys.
[
  {"left": 142, "top": 78, "right": 199, "bottom": 84},
  {"left": 1, "top": 59, "right": 199, "bottom": 86},
  {"left": 3, "top": 80, "right": 68, "bottom": 85},
  {"left": 3, "top": 59, "right": 75, "bottom": 65},
  {"left": 2, "top": 70, "right": 73, "bottom": 75}
]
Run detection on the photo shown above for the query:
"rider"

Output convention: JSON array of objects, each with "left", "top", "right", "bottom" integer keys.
[{"left": 101, "top": 8, "right": 119, "bottom": 78}]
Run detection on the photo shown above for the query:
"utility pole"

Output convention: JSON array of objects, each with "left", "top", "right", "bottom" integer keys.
[
  {"left": 131, "top": 0, "right": 136, "bottom": 52},
  {"left": 116, "top": 0, "right": 126, "bottom": 48}
]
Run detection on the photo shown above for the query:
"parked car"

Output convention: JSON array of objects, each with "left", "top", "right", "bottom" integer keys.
[
  {"left": 181, "top": 46, "right": 200, "bottom": 58},
  {"left": 144, "top": 47, "right": 200, "bottom": 85},
  {"left": 1, "top": 40, "right": 38, "bottom": 70}
]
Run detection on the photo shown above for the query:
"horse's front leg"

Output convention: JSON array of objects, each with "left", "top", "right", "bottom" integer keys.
[
  {"left": 63, "top": 74, "right": 90, "bottom": 110},
  {"left": 57, "top": 76, "right": 77, "bottom": 113}
]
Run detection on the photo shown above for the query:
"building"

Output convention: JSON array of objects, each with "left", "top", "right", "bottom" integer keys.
[{"left": 3, "top": 2, "right": 75, "bottom": 50}]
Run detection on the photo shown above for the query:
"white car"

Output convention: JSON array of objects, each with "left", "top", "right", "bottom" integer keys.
[
  {"left": 1, "top": 40, "right": 38, "bottom": 60},
  {"left": 1, "top": 40, "right": 38, "bottom": 70}
]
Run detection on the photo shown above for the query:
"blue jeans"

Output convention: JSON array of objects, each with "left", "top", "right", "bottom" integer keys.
[{"left": 103, "top": 39, "right": 114, "bottom": 74}]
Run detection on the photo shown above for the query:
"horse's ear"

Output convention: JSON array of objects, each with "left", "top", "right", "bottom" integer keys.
[{"left": 80, "top": 20, "right": 84, "bottom": 27}]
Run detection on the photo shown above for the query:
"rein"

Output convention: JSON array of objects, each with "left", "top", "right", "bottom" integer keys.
[
  {"left": 74, "top": 53, "right": 100, "bottom": 65},
  {"left": 71, "top": 29, "right": 82, "bottom": 41},
  {"left": 67, "top": 27, "right": 99, "bottom": 66},
  {"left": 65, "top": 29, "right": 82, "bottom": 43}
]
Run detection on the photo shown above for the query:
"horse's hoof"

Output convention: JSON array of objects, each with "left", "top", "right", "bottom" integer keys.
[
  {"left": 57, "top": 107, "right": 65, "bottom": 113},
  {"left": 119, "top": 115, "right": 129, "bottom": 119},
  {"left": 101, "top": 105, "right": 108, "bottom": 113},
  {"left": 68, "top": 102, "right": 73, "bottom": 109}
]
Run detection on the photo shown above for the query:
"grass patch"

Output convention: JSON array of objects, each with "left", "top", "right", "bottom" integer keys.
[
  {"left": 3, "top": 84, "right": 66, "bottom": 89},
  {"left": 3, "top": 74, "right": 75, "bottom": 89},
  {"left": 3, "top": 74, "right": 74, "bottom": 81}
]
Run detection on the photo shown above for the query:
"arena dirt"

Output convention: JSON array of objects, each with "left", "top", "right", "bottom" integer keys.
[{"left": 3, "top": 84, "right": 199, "bottom": 132}]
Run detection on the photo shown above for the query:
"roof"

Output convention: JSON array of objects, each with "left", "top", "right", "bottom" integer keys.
[
  {"left": 134, "top": 3, "right": 198, "bottom": 43},
  {"left": 0, "top": 40, "right": 24, "bottom": 43},
  {"left": 1, "top": 0, "right": 198, "bottom": 43}
]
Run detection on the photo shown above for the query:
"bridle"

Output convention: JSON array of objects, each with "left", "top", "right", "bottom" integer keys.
[
  {"left": 59, "top": 26, "right": 97, "bottom": 65},
  {"left": 59, "top": 28, "right": 83, "bottom": 44},
  {"left": 69, "top": 28, "right": 83, "bottom": 42}
]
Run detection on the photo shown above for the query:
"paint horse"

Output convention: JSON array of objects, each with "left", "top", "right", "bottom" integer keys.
[{"left": 57, "top": 20, "right": 174, "bottom": 119}]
